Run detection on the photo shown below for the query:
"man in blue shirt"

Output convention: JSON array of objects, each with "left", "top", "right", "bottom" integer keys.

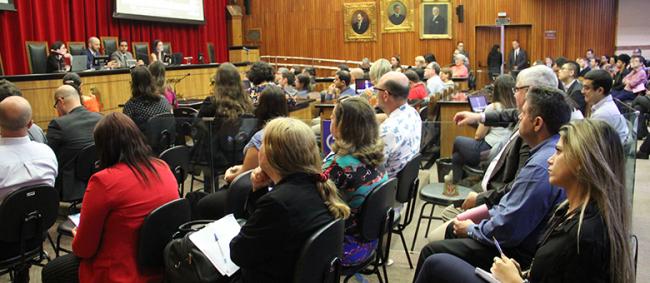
[{"left": 413, "top": 86, "right": 572, "bottom": 279}]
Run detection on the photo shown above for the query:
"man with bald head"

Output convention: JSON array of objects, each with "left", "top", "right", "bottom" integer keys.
[
  {"left": 0, "top": 96, "right": 57, "bottom": 190},
  {"left": 86, "top": 36, "right": 101, "bottom": 69},
  {"left": 0, "top": 79, "right": 47, "bottom": 143},
  {"left": 376, "top": 71, "right": 422, "bottom": 177},
  {"left": 47, "top": 85, "right": 102, "bottom": 200}
]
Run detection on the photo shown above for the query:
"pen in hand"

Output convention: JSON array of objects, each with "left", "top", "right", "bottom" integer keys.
[
  {"left": 492, "top": 236, "right": 504, "bottom": 256},
  {"left": 214, "top": 233, "right": 228, "bottom": 264}
]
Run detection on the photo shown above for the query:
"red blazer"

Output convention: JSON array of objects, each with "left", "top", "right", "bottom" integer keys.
[
  {"left": 72, "top": 160, "right": 179, "bottom": 283},
  {"left": 408, "top": 82, "right": 428, "bottom": 100}
]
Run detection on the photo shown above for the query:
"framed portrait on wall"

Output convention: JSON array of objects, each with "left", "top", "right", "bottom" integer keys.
[
  {"left": 344, "top": 2, "right": 377, "bottom": 42},
  {"left": 420, "top": 1, "right": 452, "bottom": 39},
  {"left": 381, "top": 0, "right": 414, "bottom": 33}
]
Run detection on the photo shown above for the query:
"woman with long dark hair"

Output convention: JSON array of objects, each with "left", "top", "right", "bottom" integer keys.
[
  {"left": 487, "top": 44, "right": 503, "bottom": 80},
  {"left": 148, "top": 61, "right": 178, "bottom": 108},
  {"left": 42, "top": 112, "right": 179, "bottom": 283},
  {"left": 122, "top": 66, "right": 172, "bottom": 130}
]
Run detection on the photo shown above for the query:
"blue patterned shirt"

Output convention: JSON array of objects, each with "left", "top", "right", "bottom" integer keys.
[{"left": 380, "top": 103, "right": 422, "bottom": 177}]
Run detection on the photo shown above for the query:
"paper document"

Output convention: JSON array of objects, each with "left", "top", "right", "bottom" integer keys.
[
  {"left": 457, "top": 204, "right": 490, "bottom": 223},
  {"left": 68, "top": 213, "right": 81, "bottom": 227},
  {"left": 475, "top": 267, "right": 501, "bottom": 283},
  {"left": 189, "top": 214, "right": 242, "bottom": 276}
]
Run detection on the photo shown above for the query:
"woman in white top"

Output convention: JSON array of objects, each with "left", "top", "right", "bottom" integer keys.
[{"left": 450, "top": 74, "right": 516, "bottom": 183}]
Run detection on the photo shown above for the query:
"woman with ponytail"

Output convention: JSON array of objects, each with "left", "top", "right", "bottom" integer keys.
[
  {"left": 324, "top": 96, "right": 388, "bottom": 266},
  {"left": 414, "top": 119, "right": 634, "bottom": 283},
  {"left": 230, "top": 117, "right": 350, "bottom": 283}
]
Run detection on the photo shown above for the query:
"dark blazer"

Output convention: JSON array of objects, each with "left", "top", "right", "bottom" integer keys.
[
  {"left": 230, "top": 173, "right": 334, "bottom": 283},
  {"left": 46, "top": 54, "right": 65, "bottom": 73},
  {"left": 612, "top": 68, "right": 631, "bottom": 91},
  {"left": 476, "top": 109, "right": 531, "bottom": 207},
  {"left": 425, "top": 15, "right": 446, "bottom": 34},
  {"left": 389, "top": 13, "right": 405, "bottom": 25},
  {"left": 352, "top": 19, "right": 369, "bottom": 34},
  {"left": 85, "top": 48, "right": 99, "bottom": 69},
  {"left": 578, "top": 66, "right": 591, "bottom": 78},
  {"left": 487, "top": 51, "right": 503, "bottom": 75},
  {"left": 565, "top": 80, "right": 586, "bottom": 115},
  {"left": 508, "top": 48, "right": 528, "bottom": 72},
  {"left": 46, "top": 106, "right": 102, "bottom": 200}
]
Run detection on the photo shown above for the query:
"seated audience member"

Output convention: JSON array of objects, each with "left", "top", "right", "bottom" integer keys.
[
  {"left": 46, "top": 41, "right": 70, "bottom": 73},
  {"left": 589, "top": 58, "right": 601, "bottom": 70},
  {"left": 295, "top": 74, "right": 311, "bottom": 98},
  {"left": 612, "top": 54, "right": 631, "bottom": 92},
  {"left": 324, "top": 97, "right": 388, "bottom": 266},
  {"left": 0, "top": 96, "right": 57, "bottom": 283},
  {"left": 42, "top": 112, "right": 179, "bottom": 283},
  {"left": 414, "top": 86, "right": 572, "bottom": 280},
  {"left": 390, "top": 55, "right": 402, "bottom": 72},
  {"left": 326, "top": 70, "right": 355, "bottom": 99},
  {"left": 558, "top": 61, "right": 586, "bottom": 115},
  {"left": 451, "top": 75, "right": 516, "bottom": 183},
  {"left": 149, "top": 40, "right": 168, "bottom": 64},
  {"left": 582, "top": 69, "right": 629, "bottom": 143},
  {"left": 405, "top": 70, "right": 427, "bottom": 101},
  {"left": 612, "top": 55, "right": 647, "bottom": 102},
  {"left": 247, "top": 61, "right": 276, "bottom": 98},
  {"left": 122, "top": 66, "right": 172, "bottom": 130},
  {"left": 278, "top": 69, "right": 298, "bottom": 97},
  {"left": 85, "top": 36, "right": 101, "bottom": 70},
  {"left": 414, "top": 119, "right": 634, "bottom": 283},
  {"left": 551, "top": 56, "right": 568, "bottom": 77},
  {"left": 274, "top": 67, "right": 289, "bottom": 85},
  {"left": 424, "top": 53, "right": 437, "bottom": 65},
  {"left": 47, "top": 85, "right": 102, "bottom": 197},
  {"left": 451, "top": 54, "right": 469, "bottom": 78},
  {"left": 0, "top": 96, "right": 57, "bottom": 190},
  {"left": 414, "top": 55, "right": 427, "bottom": 69},
  {"left": 350, "top": 67, "right": 366, "bottom": 86},
  {"left": 337, "top": 64, "right": 351, "bottom": 72},
  {"left": 425, "top": 62, "right": 445, "bottom": 96},
  {"left": 544, "top": 56, "right": 554, "bottom": 68},
  {"left": 359, "top": 58, "right": 391, "bottom": 104},
  {"left": 197, "top": 86, "right": 287, "bottom": 219},
  {"left": 577, "top": 57, "right": 591, "bottom": 78},
  {"left": 0, "top": 79, "right": 47, "bottom": 142},
  {"left": 62, "top": 73, "right": 100, "bottom": 112},
  {"left": 633, "top": 90, "right": 650, "bottom": 140},
  {"left": 148, "top": 61, "right": 178, "bottom": 108},
  {"left": 376, "top": 71, "right": 422, "bottom": 177},
  {"left": 360, "top": 57, "right": 371, "bottom": 73},
  {"left": 198, "top": 63, "right": 254, "bottom": 119},
  {"left": 452, "top": 42, "right": 470, "bottom": 62},
  {"left": 440, "top": 67, "right": 455, "bottom": 89},
  {"left": 230, "top": 117, "right": 350, "bottom": 283}
]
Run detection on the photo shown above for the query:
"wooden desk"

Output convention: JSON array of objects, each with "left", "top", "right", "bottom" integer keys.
[
  {"left": 0, "top": 63, "right": 251, "bottom": 129},
  {"left": 288, "top": 98, "right": 317, "bottom": 124},
  {"left": 438, "top": 101, "right": 475, "bottom": 157}
]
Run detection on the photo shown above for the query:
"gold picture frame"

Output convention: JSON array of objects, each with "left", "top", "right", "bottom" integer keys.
[
  {"left": 344, "top": 2, "right": 377, "bottom": 42},
  {"left": 420, "top": 1, "right": 452, "bottom": 39},
  {"left": 381, "top": 0, "right": 415, "bottom": 33}
]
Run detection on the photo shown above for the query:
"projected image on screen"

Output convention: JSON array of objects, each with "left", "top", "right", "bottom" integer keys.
[{"left": 114, "top": 0, "right": 205, "bottom": 24}]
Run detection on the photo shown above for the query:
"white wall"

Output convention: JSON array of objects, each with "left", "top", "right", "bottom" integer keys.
[{"left": 616, "top": 0, "right": 650, "bottom": 55}]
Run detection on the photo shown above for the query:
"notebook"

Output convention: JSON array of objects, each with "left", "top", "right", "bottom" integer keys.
[{"left": 456, "top": 204, "right": 490, "bottom": 223}]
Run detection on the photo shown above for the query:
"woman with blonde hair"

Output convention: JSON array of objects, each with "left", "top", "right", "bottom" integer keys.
[
  {"left": 230, "top": 117, "right": 350, "bottom": 283},
  {"left": 415, "top": 119, "right": 634, "bottom": 283},
  {"left": 324, "top": 97, "right": 388, "bottom": 266},
  {"left": 364, "top": 58, "right": 392, "bottom": 105}
]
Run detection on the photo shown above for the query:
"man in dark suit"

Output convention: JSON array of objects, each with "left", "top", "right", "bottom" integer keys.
[
  {"left": 85, "top": 36, "right": 101, "bottom": 69},
  {"left": 352, "top": 12, "right": 369, "bottom": 34},
  {"left": 508, "top": 40, "right": 528, "bottom": 77},
  {"left": 425, "top": 6, "right": 446, "bottom": 34},
  {"left": 577, "top": 57, "right": 591, "bottom": 78},
  {"left": 558, "top": 61, "right": 586, "bottom": 115},
  {"left": 47, "top": 85, "right": 102, "bottom": 201},
  {"left": 389, "top": 4, "right": 405, "bottom": 25}
]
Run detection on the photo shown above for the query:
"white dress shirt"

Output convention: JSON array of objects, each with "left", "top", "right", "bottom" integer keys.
[
  {"left": 590, "top": 95, "right": 629, "bottom": 143},
  {"left": 0, "top": 136, "right": 58, "bottom": 190}
]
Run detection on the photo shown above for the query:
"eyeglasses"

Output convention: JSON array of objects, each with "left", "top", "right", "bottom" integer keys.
[
  {"left": 53, "top": 98, "right": 60, "bottom": 108},
  {"left": 512, "top": 85, "right": 530, "bottom": 94},
  {"left": 374, "top": 87, "right": 391, "bottom": 96}
]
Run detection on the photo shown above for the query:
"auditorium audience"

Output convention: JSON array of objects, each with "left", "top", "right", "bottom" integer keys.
[
  {"left": 324, "top": 96, "right": 388, "bottom": 266},
  {"left": 149, "top": 40, "right": 168, "bottom": 64},
  {"left": 558, "top": 61, "right": 586, "bottom": 115},
  {"left": 612, "top": 54, "right": 631, "bottom": 92},
  {"left": 543, "top": 56, "right": 554, "bottom": 68},
  {"left": 360, "top": 57, "right": 371, "bottom": 73},
  {"left": 46, "top": 41, "right": 70, "bottom": 73},
  {"left": 586, "top": 48, "right": 595, "bottom": 60},
  {"left": 42, "top": 112, "right": 179, "bottom": 283},
  {"left": 582, "top": 69, "right": 629, "bottom": 143},
  {"left": 405, "top": 70, "right": 427, "bottom": 101},
  {"left": 451, "top": 54, "right": 469, "bottom": 78},
  {"left": 230, "top": 117, "right": 350, "bottom": 283},
  {"left": 278, "top": 69, "right": 298, "bottom": 97},
  {"left": 451, "top": 74, "right": 516, "bottom": 183},
  {"left": 414, "top": 119, "right": 634, "bottom": 283},
  {"left": 487, "top": 44, "right": 502, "bottom": 80},
  {"left": 47, "top": 85, "right": 102, "bottom": 199},
  {"left": 390, "top": 55, "right": 402, "bottom": 72},
  {"left": 0, "top": 79, "right": 47, "bottom": 143},
  {"left": 414, "top": 85, "right": 571, "bottom": 280},
  {"left": 414, "top": 55, "right": 427, "bottom": 69},
  {"left": 376, "top": 71, "right": 421, "bottom": 177},
  {"left": 295, "top": 73, "right": 311, "bottom": 98},
  {"left": 424, "top": 53, "right": 437, "bottom": 65},
  {"left": 424, "top": 62, "right": 445, "bottom": 95},
  {"left": 577, "top": 57, "right": 591, "bottom": 77},
  {"left": 149, "top": 61, "right": 178, "bottom": 108},
  {"left": 439, "top": 67, "right": 455, "bottom": 90},
  {"left": 612, "top": 55, "right": 647, "bottom": 101},
  {"left": 326, "top": 70, "right": 355, "bottom": 99},
  {"left": 197, "top": 86, "right": 288, "bottom": 220},
  {"left": 198, "top": 63, "right": 253, "bottom": 119},
  {"left": 247, "top": 61, "right": 276, "bottom": 98},
  {"left": 62, "top": 73, "right": 100, "bottom": 112},
  {"left": 122, "top": 66, "right": 172, "bottom": 130},
  {"left": 85, "top": 36, "right": 101, "bottom": 70}
]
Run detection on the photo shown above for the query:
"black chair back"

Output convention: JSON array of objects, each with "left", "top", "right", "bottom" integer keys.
[
  {"left": 101, "top": 36, "right": 118, "bottom": 56},
  {"left": 144, "top": 113, "right": 177, "bottom": 155},
  {"left": 163, "top": 43, "right": 172, "bottom": 55},
  {"left": 75, "top": 144, "right": 99, "bottom": 183},
  {"left": 67, "top": 41, "right": 86, "bottom": 56},
  {"left": 0, "top": 186, "right": 58, "bottom": 260},
  {"left": 137, "top": 198, "right": 191, "bottom": 269},
  {"left": 173, "top": 107, "right": 198, "bottom": 146},
  {"left": 396, "top": 154, "right": 421, "bottom": 203},
  {"left": 225, "top": 170, "right": 253, "bottom": 219},
  {"left": 358, "top": 178, "right": 397, "bottom": 241},
  {"left": 25, "top": 41, "right": 48, "bottom": 74},
  {"left": 159, "top": 145, "right": 190, "bottom": 188},
  {"left": 132, "top": 42, "right": 150, "bottom": 65},
  {"left": 419, "top": 105, "right": 429, "bottom": 121},
  {"left": 293, "top": 219, "right": 344, "bottom": 283},
  {"left": 207, "top": 42, "right": 215, "bottom": 63}
]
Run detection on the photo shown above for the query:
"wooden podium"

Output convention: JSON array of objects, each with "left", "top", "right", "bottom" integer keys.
[{"left": 227, "top": 5, "right": 259, "bottom": 63}]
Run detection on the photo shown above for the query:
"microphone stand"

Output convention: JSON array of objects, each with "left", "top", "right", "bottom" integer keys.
[{"left": 166, "top": 73, "right": 191, "bottom": 99}]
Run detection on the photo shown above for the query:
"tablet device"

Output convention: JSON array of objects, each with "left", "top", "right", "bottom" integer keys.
[
  {"left": 468, "top": 95, "right": 489, "bottom": 113},
  {"left": 355, "top": 79, "right": 373, "bottom": 94}
]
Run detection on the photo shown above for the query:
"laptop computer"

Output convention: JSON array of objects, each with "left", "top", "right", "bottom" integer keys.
[
  {"left": 355, "top": 79, "right": 373, "bottom": 94},
  {"left": 70, "top": 55, "right": 88, "bottom": 72},
  {"left": 468, "top": 95, "right": 489, "bottom": 113}
]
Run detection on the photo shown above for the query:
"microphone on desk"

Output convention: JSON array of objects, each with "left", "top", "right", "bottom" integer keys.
[{"left": 167, "top": 73, "right": 191, "bottom": 84}]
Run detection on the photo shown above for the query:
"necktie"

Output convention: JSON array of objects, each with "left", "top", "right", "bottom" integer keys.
[{"left": 515, "top": 50, "right": 518, "bottom": 60}]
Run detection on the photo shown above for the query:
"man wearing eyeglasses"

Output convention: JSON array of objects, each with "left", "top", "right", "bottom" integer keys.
[{"left": 48, "top": 85, "right": 102, "bottom": 200}]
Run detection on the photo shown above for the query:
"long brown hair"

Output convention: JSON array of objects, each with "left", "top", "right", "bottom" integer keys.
[
  {"left": 263, "top": 118, "right": 350, "bottom": 219},
  {"left": 331, "top": 97, "right": 384, "bottom": 167},
  {"left": 559, "top": 120, "right": 633, "bottom": 283},
  {"left": 130, "top": 66, "right": 160, "bottom": 102},
  {"left": 148, "top": 61, "right": 167, "bottom": 94},
  {"left": 492, "top": 74, "right": 516, "bottom": 109},
  {"left": 212, "top": 63, "right": 253, "bottom": 121},
  {"left": 93, "top": 112, "right": 161, "bottom": 183}
]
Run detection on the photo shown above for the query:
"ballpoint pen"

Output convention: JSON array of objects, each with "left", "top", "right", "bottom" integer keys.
[{"left": 214, "top": 233, "right": 228, "bottom": 264}]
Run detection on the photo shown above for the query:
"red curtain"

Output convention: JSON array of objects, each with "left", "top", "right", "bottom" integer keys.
[{"left": 0, "top": 0, "right": 228, "bottom": 75}]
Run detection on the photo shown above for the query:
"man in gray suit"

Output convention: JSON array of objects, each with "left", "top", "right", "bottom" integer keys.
[
  {"left": 508, "top": 40, "right": 528, "bottom": 77},
  {"left": 110, "top": 40, "right": 135, "bottom": 68}
]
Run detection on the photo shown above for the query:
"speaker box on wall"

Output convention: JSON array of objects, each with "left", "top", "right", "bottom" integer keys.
[
  {"left": 456, "top": 5, "right": 464, "bottom": 23},
  {"left": 244, "top": 0, "right": 250, "bottom": 15}
]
